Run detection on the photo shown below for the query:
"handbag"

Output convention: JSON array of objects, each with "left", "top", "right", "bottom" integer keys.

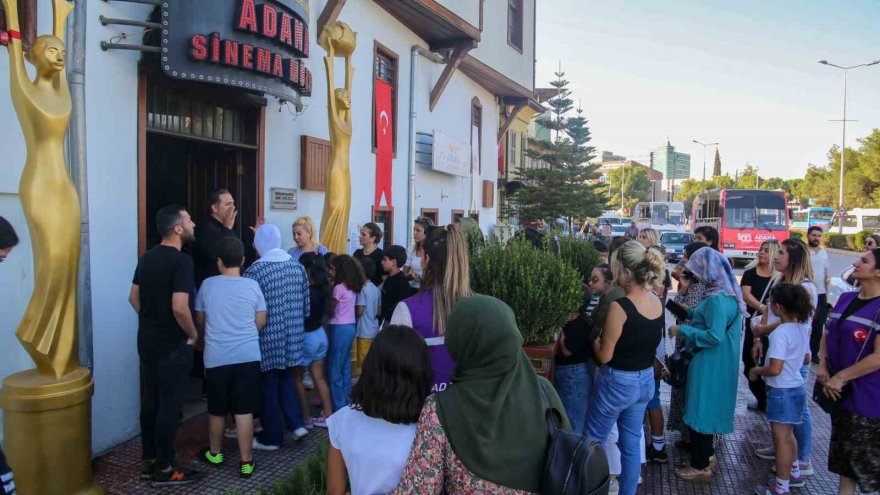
[
  {"left": 539, "top": 384, "right": 610, "bottom": 495},
  {"left": 812, "top": 304, "right": 877, "bottom": 414},
  {"left": 663, "top": 313, "right": 737, "bottom": 389}
]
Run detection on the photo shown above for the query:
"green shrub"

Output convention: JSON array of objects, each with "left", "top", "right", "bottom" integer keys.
[
  {"left": 470, "top": 238, "right": 583, "bottom": 345},
  {"left": 457, "top": 216, "right": 486, "bottom": 255},
  {"left": 821, "top": 232, "right": 850, "bottom": 250},
  {"left": 553, "top": 235, "right": 600, "bottom": 283},
  {"left": 854, "top": 230, "right": 874, "bottom": 251},
  {"left": 789, "top": 230, "right": 804, "bottom": 240},
  {"left": 234, "top": 438, "right": 330, "bottom": 495}
]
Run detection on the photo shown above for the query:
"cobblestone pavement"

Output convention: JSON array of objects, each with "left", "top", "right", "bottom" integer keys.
[{"left": 94, "top": 369, "right": 839, "bottom": 494}]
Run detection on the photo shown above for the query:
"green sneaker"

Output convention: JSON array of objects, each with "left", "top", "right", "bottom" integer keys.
[
  {"left": 140, "top": 459, "right": 156, "bottom": 480},
  {"left": 198, "top": 448, "right": 225, "bottom": 466},
  {"left": 240, "top": 460, "right": 256, "bottom": 478}
]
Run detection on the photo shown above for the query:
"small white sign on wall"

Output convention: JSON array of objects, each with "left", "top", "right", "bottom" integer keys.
[
  {"left": 432, "top": 131, "right": 471, "bottom": 178},
  {"left": 270, "top": 187, "right": 298, "bottom": 211}
]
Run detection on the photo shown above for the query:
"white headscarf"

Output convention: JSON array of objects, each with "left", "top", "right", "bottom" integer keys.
[{"left": 253, "top": 224, "right": 292, "bottom": 264}]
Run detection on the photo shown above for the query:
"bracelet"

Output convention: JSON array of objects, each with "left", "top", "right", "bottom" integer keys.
[{"left": 753, "top": 338, "right": 762, "bottom": 343}]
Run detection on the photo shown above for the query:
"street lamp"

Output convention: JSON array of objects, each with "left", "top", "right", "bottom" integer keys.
[
  {"left": 692, "top": 140, "right": 719, "bottom": 184},
  {"left": 818, "top": 58, "right": 880, "bottom": 234}
]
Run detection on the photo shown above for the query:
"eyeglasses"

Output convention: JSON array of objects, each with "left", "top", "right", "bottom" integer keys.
[{"left": 588, "top": 276, "right": 604, "bottom": 283}]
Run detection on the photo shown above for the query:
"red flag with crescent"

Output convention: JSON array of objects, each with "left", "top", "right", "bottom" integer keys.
[{"left": 374, "top": 79, "right": 393, "bottom": 208}]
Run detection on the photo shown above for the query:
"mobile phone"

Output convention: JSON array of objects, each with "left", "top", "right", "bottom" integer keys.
[{"left": 665, "top": 300, "right": 689, "bottom": 321}]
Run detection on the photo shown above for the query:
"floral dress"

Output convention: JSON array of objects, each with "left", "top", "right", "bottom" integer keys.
[{"left": 391, "top": 395, "right": 536, "bottom": 495}]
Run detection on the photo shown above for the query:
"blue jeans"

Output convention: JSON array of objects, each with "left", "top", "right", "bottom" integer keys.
[
  {"left": 587, "top": 366, "right": 654, "bottom": 495},
  {"left": 328, "top": 323, "right": 356, "bottom": 412},
  {"left": 794, "top": 364, "right": 812, "bottom": 463},
  {"left": 554, "top": 363, "right": 591, "bottom": 435},
  {"left": 257, "top": 368, "right": 304, "bottom": 446}
]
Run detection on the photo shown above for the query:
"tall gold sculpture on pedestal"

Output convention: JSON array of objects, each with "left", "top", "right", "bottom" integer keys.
[
  {"left": 0, "top": 0, "right": 103, "bottom": 493},
  {"left": 318, "top": 21, "right": 356, "bottom": 254}
]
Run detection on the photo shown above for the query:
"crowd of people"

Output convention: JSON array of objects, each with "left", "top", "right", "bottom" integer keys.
[{"left": 2, "top": 190, "right": 880, "bottom": 495}]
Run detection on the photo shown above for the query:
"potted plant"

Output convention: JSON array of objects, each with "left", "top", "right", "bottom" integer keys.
[{"left": 470, "top": 238, "right": 583, "bottom": 379}]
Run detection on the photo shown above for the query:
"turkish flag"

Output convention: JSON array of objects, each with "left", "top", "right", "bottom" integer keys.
[{"left": 374, "top": 79, "right": 393, "bottom": 208}]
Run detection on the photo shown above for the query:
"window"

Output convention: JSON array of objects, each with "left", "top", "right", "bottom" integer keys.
[
  {"left": 372, "top": 43, "right": 398, "bottom": 154},
  {"left": 372, "top": 207, "right": 394, "bottom": 249},
  {"left": 420, "top": 208, "right": 439, "bottom": 226},
  {"left": 452, "top": 209, "right": 465, "bottom": 223},
  {"left": 520, "top": 133, "right": 527, "bottom": 170},
  {"left": 509, "top": 130, "right": 517, "bottom": 171},
  {"left": 507, "top": 0, "right": 523, "bottom": 52},
  {"left": 471, "top": 98, "right": 482, "bottom": 174}
]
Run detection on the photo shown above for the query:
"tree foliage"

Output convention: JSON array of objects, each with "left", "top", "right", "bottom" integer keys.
[
  {"left": 605, "top": 166, "right": 653, "bottom": 213},
  {"left": 713, "top": 149, "right": 722, "bottom": 177},
  {"left": 509, "top": 70, "right": 604, "bottom": 223}
]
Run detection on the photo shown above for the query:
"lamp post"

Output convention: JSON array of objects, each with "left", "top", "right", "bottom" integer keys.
[
  {"left": 818, "top": 58, "right": 880, "bottom": 233},
  {"left": 692, "top": 139, "right": 719, "bottom": 185}
]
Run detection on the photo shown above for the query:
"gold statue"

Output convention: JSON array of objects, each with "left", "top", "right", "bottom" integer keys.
[
  {"left": 3, "top": 0, "right": 79, "bottom": 379},
  {"left": 318, "top": 21, "right": 356, "bottom": 254},
  {"left": 1, "top": 0, "right": 102, "bottom": 493}
]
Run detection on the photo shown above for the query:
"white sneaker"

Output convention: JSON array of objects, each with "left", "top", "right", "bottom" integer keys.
[
  {"left": 608, "top": 477, "right": 620, "bottom": 495},
  {"left": 252, "top": 439, "right": 280, "bottom": 451},
  {"left": 303, "top": 372, "right": 315, "bottom": 390},
  {"left": 292, "top": 427, "right": 309, "bottom": 441}
]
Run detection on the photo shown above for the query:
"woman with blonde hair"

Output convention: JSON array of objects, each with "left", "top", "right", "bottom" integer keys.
[
  {"left": 391, "top": 224, "right": 472, "bottom": 393},
  {"left": 588, "top": 240, "right": 666, "bottom": 495},
  {"left": 289, "top": 216, "right": 329, "bottom": 260},
  {"left": 741, "top": 240, "right": 781, "bottom": 411}
]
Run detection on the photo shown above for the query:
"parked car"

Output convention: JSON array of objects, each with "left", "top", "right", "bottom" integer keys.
[
  {"left": 660, "top": 232, "right": 695, "bottom": 262},
  {"left": 827, "top": 266, "right": 856, "bottom": 309}
]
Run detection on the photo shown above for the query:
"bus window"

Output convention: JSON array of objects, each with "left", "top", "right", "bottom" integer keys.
[{"left": 864, "top": 216, "right": 880, "bottom": 230}]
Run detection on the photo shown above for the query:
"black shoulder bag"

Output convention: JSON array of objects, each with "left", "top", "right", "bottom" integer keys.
[{"left": 539, "top": 384, "right": 610, "bottom": 495}]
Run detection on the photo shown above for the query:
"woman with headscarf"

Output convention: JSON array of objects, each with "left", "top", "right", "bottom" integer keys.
[
  {"left": 244, "top": 224, "right": 311, "bottom": 449},
  {"left": 391, "top": 295, "right": 570, "bottom": 494},
  {"left": 668, "top": 247, "right": 745, "bottom": 482}
]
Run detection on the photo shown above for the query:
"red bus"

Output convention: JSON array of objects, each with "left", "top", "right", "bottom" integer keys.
[{"left": 690, "top": 189, "right": 789, "bottom": 264}]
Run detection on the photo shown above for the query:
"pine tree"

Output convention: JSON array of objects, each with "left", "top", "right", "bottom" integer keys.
[
  {"left": 713, "top": 148, "right": 722, "bottom": 177},
  {"left": 508, "top": 70, "right": 603, "bottom": 224}
]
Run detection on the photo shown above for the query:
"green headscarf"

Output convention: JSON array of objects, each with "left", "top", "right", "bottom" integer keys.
[{"left": 437, "top": 295, "right": 570, "bottom": 492}]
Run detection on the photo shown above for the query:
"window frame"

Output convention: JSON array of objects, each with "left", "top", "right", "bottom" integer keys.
[
  {"left": 420, "top": 208, "right": 440, "bottom": 226},
  {"left": 471, "top": 97, "right": 482, "bottom": 175},
  {"left": 507, "top": 0, "right": 524, "bottom": 53},
  {"left": 372, "top": 41, "right": 399, "bottom": 157},
  {"left": 372, "top": 206, "right": 394, "bottom": 249}
]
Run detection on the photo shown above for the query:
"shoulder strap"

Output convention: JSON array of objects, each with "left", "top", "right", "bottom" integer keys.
[{"left": 538, "top": 382, "right": 564, "bottom": 439}]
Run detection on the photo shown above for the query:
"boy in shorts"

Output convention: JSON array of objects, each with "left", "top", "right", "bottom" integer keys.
[{"left": 195, "top": 237, "right": 267, "bottom": 478}]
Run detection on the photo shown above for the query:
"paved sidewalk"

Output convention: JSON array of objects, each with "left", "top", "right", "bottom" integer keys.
[{"left": 94, "top": 369, "right": 839, "bottom": 494}]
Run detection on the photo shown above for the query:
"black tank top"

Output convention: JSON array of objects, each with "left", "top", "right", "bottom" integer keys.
[{"left": 607, "top": 297, "right": 664, "bottom": 371}]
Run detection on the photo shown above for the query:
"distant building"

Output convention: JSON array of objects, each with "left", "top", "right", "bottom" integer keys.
[
  {"left": 594, "top": 159, "right": 663, "bottom": 201},
  {"left": 650, "top": 141, "right": 691, "bottom": 181}
]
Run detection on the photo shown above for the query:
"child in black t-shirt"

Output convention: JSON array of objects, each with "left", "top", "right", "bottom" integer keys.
[
  {"left": 553, "top": 295, "right": 593, "bottom": 436},
  {"left": 380, "top": 245, "right": 414, "bottom": 326}
]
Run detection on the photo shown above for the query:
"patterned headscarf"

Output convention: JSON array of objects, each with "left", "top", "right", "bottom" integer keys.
[{"left": 685, "top": 247, "right": 748, "bottom": 316}]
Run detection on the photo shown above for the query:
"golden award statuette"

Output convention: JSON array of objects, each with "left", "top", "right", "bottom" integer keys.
[
  {"left": 0, "top": 0, "right": 103, "bottom": 492},
  {"left": 318, "top": 21, "right": 356, "bottom": 254}
]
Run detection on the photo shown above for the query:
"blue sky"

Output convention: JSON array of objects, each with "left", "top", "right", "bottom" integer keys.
[{"left": 535, "top": 0, "right": 880, "bottom": 180}]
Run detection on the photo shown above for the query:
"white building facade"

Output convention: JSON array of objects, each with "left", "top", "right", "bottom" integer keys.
[{"left": 0, "top": 0, "right": 538, "bottom": 453}]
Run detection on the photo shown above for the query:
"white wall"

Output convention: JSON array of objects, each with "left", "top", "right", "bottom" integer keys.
[{"left": 470, "top": 0, "right": 535, "bottom": 92}]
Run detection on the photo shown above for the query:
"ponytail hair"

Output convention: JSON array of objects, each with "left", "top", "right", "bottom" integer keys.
[
  {"left": 611, "top": 240, "right": 666, "bottom": 290},
  {"left": 422, "top": 223, "right": 473, "bottom": 336}
]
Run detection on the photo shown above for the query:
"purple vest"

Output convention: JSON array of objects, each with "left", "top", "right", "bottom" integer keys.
[
  {"left": 826, "top": 291, "right": 880, "bottom": 418},
  {"left": 404, "top": 290, "right": 456, "bottom": 393}
]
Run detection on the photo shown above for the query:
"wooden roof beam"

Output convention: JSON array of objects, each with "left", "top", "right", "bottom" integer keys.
[
  {"left": 497, "top": 100, "right": 527, "bottom": 143},
  {"left": 317, "top": 0, "right": 347, "bottom": 37},
  {"left": 429, "top": 41, "right": 475, "bottom": 112}
]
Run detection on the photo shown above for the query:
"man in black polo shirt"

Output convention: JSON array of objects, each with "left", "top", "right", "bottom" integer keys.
[
  {"left": 0, "top": 216, "right": 19, "bottom": 495},
  {"left": 128, "top": 205, "right": 202, "bottom": 486},
  {"left": 193, "top": 189, "right": 238, "bottom": 288}
]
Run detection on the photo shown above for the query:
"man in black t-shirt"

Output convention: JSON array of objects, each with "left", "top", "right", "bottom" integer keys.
[
  {"left": 193, "top": 189, "right": 239, "bottom": 288},
  {"left": 380, "top": 245, "right": 414, "bottom": 325},
  {"left": 128, "top": 205, "right": 202, "bottom": 486}
]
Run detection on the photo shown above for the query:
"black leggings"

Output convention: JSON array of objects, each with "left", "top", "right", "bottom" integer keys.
[{"left": 690, "top": 429, "right": 714, "bottom": 470}]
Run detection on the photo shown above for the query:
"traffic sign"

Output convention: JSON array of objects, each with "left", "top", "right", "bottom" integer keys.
[{"left": 837, "top": 207, "right": 847, "bottom": 217}]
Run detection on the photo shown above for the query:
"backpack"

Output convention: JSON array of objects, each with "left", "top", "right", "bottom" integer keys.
[{"left": 539, "top": 385, "right": 610, "bottom": 495}]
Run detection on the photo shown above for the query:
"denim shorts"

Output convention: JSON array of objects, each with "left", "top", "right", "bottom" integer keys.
[
  {"left": 766, "top": 385, "right": 805, "bottom": 425},
  {"left": 302, "top": 329, "right": 328, "bottom": 364},
  {"left": 646, "top": 380, "right": 662, "bottom": 410}
]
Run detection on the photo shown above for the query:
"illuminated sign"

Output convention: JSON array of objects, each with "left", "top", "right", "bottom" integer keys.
[{"left": 160, "top": 0, "right": 311, "bottom": 105}]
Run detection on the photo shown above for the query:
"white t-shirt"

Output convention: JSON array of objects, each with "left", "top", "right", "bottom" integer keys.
[
  {"left": 810, "top": 248, "right": 829, "bottom": 294},
  {"left": 327, "top": 406, "right": 417, "bottom": 495},
  {"left": 766, "top": 280, "right": 818, "bottom": 357},
  {"left": 195, "top": 276, "right": 266, "bottom": 368},
  {"left": 764, "top": 322, "right": 808, "bottom": 388},
  {"left": 355, "top": 282, "right": 381, "bottom": 339},
  {"left": 405, "top": 248, "right": 424, "bottom": 288}
]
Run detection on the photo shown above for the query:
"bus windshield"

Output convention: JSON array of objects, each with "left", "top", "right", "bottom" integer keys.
[
  {"left": 723, "top": 193, "right": 787, "bottom": 231},
  {"left": 812, "top": 209, "right": 833, "bottom": 221}
]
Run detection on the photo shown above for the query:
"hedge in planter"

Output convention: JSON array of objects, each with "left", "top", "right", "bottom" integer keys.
[
  {"left": 457, "top": 216, "right": 487, "bottom": 255},
  {"left": 470, "top": 238, "right": 583, "bottom": 346},
  {"left": 551, "top": 234, "right": 600, "bottom": 283}
]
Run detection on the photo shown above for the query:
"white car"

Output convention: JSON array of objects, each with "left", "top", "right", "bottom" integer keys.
[{"left": 827, "top": 266, "right": 856, "bottom": 309}]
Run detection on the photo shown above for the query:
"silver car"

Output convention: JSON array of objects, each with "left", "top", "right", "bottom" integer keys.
[{"left": 827, "top": 266, "right": 856, "bottom": 309}]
